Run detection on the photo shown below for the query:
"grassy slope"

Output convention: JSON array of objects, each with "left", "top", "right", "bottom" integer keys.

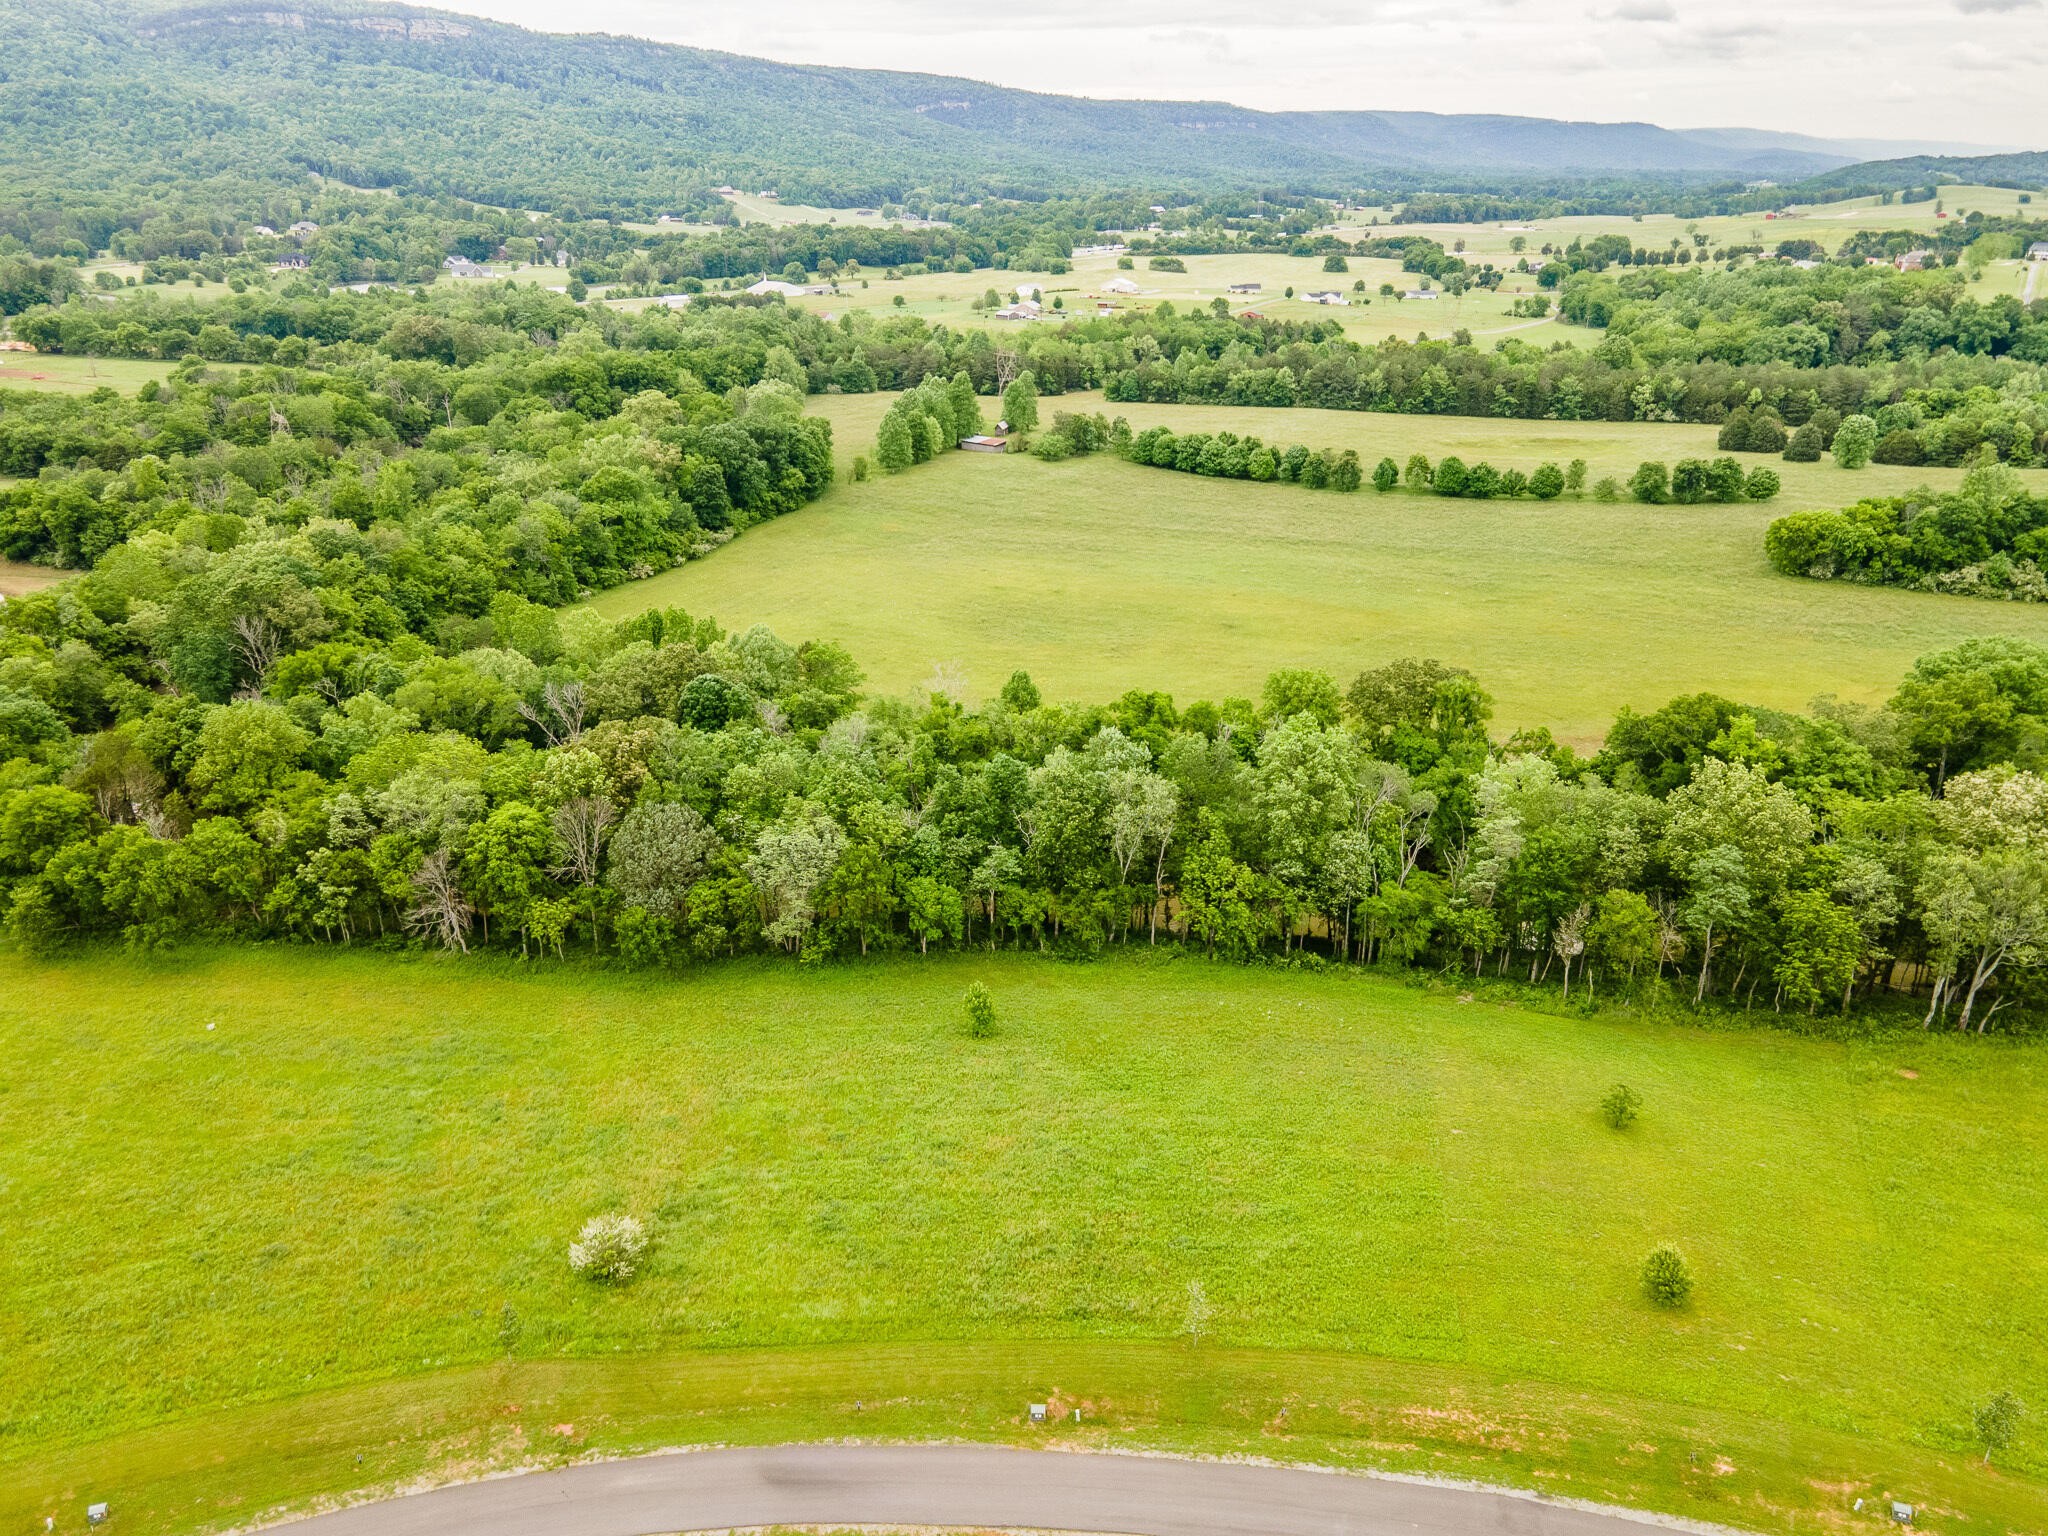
[
  {"left": 591, "top": 394, "right": 2048, "bottom": 743},
  {"left": 2, "top": 948, "right": 2043, "bottom": 1534}
]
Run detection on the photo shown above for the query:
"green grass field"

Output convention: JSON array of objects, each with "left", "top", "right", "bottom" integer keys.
[
  {"left": 591, "top": 393, "right": 2048, "bottom": 743},
  {"left": 2, "top": 947, "right": 2043, "bottom": 1535},
  {"left": 0, "top": 354, "right": 184, "bottom": 395}
]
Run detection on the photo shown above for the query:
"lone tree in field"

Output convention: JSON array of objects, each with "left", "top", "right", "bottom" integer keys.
[
  {"left": 964, "top": 980, "right": 996, "bottom": 1037},
  {"left": 1602, "top": 1084, "right": 1642, "bottom": 1130},
  {"left": 1641, "top": 1244, "right": 1693, "bottom": 1308},
  {"left": 568, "top": 1212, "right": 648, "bottom": 1283},
  {"left": 1001, "top": 370, "right": 1039, "bottom": 433},
  {"left": 1975, "top": 1389, "right": 2026, "bottom": 1465}
]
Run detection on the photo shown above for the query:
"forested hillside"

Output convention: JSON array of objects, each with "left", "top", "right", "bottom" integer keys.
[{"left": 0, "top": 0, "right": 1925, "bottom": 234}]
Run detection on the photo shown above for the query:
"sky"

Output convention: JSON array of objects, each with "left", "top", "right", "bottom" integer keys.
[{"left": 426, "top": 0, "right": 2045, "bottom": 147}]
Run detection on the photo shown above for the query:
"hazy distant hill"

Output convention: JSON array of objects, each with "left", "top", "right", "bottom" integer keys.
[
  {"left": 1793, "top": 150, "right": 2048, "bottom": 195},
  {"left": 0, "top": 0, "right": 2020, "bottom": 215}
]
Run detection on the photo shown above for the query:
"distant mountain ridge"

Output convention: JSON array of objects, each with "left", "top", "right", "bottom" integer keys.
[
  {"left": 1791, "top": 149, "right": 2048, "bottom": 195},
  {"left": 0, "top": 0, "right": 2031, "bottom": 216}
]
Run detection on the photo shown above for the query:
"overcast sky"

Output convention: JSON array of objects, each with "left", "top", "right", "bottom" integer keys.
[{"left": 427, "top": 0, "right": 2044, "bottom": 147}]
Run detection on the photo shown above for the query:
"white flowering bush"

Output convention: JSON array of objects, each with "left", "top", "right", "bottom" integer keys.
[{"left": 568, "top": 1212, "right": 649, "bottom": 1283}]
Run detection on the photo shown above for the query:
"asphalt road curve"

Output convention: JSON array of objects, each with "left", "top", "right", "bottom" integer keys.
[{"left": 280, "top": 1443, "right": 1700, "bottom": 1536}]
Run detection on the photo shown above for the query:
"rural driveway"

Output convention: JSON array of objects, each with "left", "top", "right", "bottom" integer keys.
[{"left": 279, "top": 1444, "right": 1708, "bottom": 1536}]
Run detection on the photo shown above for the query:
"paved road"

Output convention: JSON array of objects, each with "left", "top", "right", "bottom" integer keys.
[{"left": 281, "top": 1444, "right": 1704, "bottom": 1536}]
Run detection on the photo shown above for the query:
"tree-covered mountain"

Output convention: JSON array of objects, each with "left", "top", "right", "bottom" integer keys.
[
  {"left": 0, "top": 0, "right": 1993, "bottom": 225},
  {"left": 1792, "top": 150, "right": 2048, "bottom": 198}
]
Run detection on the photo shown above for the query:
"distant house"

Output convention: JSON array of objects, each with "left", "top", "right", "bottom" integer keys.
[
  {"left": 993, "top": 299, "right": 1042, "bottom": 320},
  {"left": 1095, "top": 300, "right": 1122, "bottom": 313},
  {"left": 745, "top": 278, "right": 825, "bottom": 297},
  {"left": 653, "top": 294, "right": 692, "bottom": 309},
  {"left": 288, "top": 220, "right": 318, "bottom": 236},
  {"left": 759, "top": 189, "right": 779, "bottom": 200},
  {"left": 1227, "top": 282, "right": 1261, "bottom": 294},
  {"left": 444, "top": 258, "right": 490, "bottom": 279},
  {"left": 250, "top": 224, "right": 277, "bottom": 237},
  {"left": 960, "top": 434, "right": 1007, "bottom": 453},
  {"left": 1304, "top": 290, "right": 1349, "bottom": 305},
  {"left": 1525, "top": 258, "right": 1548, "bottom": 272},
  {"left": 1072, "top": 243, "right": 1129, "bottom": 256},
  {"left": 1402, "top": 289, "right": 1439, "bottom": 300},
  {"left": 272, "top": 252, "right": 309, "bottom": 270},
  {"left": 714, "top": 184, "right": 737, "bottom": 195},
  {"left": 1238, "top": 310, "right": 1264, "bottom": 321},
  {"left": 2029, "top": 242, "right": 2048, "bottom": 261},
  {"left": 1101, "top": 276, "right": 1141, "bottom": 295},
  {"left": 1896, "top": 249, "right": 1935, "bottom": 271}
]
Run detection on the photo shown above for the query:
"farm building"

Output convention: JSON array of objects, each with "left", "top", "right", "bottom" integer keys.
[
  {"left": 1403, "top": 289, "right": 1440, "bottom": 300},
  {"left": 2030, "top": 242, "right": 2048, "bottom": 260},
  {"left": 992, "top": 300, "right": 1042, "bottom": 320},
  {"left": 251, "top": 224, "right": 276, "bottom": 237},
  {"left": 1073, "top": 243, "right": 1128, "bottom": 256},
  {"left": 654, "top": 294, "right": 692, "bottom": 309},
  {"left": 745, "top": 278, "right": 827, "bottom": 297},
  {"left": 1895, "top": 250, "right": 1935, "bottom": 271},
  {"left": 1303, "top": 290, "right": 1349, "bottom": 305},
  {"left": 272, "top": 252, "right": 309, "bottom": 270},
  {"left": 288, "top": 220, "right": 318, "bottom": 236},
  {"left": 443, "top": 258, "right": 490, "bottom": 279},
  {"left": 1228, "top": 282, "right": 1262, "bottom": 293},
  {"left": 960, "top": 435, "right": 1007, "bottom": 453},
  {"left": 1101, "top": 276, "right": 1141, "bottom": 295}
]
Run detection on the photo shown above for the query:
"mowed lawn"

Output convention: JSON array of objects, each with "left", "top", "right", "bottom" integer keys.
[
  {"left": 593, "top": 394, "right": 2048, "bottom": 742},
  {"left": 3, "top": 948, "right": 2044, "bottom": 1498}
]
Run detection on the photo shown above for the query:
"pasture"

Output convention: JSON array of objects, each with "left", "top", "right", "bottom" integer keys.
[
  {"left": 593, "top": 392, "right": 2048, "bottom": 742},
  {"left": 0, "top": 559, "right": 63, "bottom": 598},
  {"left": 770, "top": 248, "right": 1568, "bottom": 346},
  {"left": 0, "top": 354, "right": 182, "bottom": 395},
  {"left": 2, "top": 947, "right": 2043, "bottom": 1534},
  {"left": 1328, "top": 185, "right": 2042, "bottom": 267}
]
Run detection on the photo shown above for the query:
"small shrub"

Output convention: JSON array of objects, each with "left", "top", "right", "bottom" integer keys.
[
  {"left": 852, "top": 454, "right": 870, "bottom": 482},
  {"left": 569, "top": 1212, "right": 649, "bottom": 1283},
  {"left": 1641, "top": 1244, "right": 1693, "bottom": 1308},
  {"left": 964, "top": 980, "right": 996, "bottom": 1037},
  {"left": 1592, "top": 476, "right": 1622, "bottom": 502},
  {"left": 1602, "top": 1083, "right": 1642, "bottom": 1129}
]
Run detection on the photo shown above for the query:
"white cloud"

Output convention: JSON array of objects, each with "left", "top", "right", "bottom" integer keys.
[{"left": 1607, "top": 0, "right": 1678, "bottom": 19}]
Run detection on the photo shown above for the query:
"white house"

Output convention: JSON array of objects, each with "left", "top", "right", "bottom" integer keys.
[
  {"left": 654, "top": 294, "right": 692, "bottom": 309},
  {"left": 250, "top": 224, "right": 276, "bottom": 237},
  {"left": 746, "top": 278, "right": 825, "bottom": 297},
  {"left": 993, "top": 299, "right": 1042, "bottom": 320},
  {"left": 2029, "top": 242, "right": 2048, "bottom": 261},
  {"left": 1403, "top": 289, "right": 1440, "bottom": 300},
  {"left": 1073, "top": 243, "right": 1129, "bottom": 257},
  {"left": 1303, "top": 290, "right": 1350, "bottom": 305},
  {"left": 1101, "top": 276, "right": 1141, "bottom": 295}
]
